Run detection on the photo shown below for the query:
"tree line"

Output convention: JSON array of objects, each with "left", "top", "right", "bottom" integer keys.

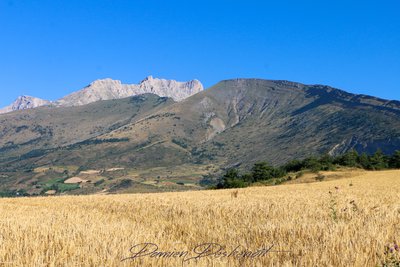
[{"left": 217, "top": 149, "right": 400, "bottom": 189}]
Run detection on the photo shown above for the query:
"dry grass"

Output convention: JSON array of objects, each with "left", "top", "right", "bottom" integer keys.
[
  {"left": 0, "top": 170, "right": 399, "bottom": 266},
  {"left": 284, "top": 168, "right": 367, "bottom": 184}
]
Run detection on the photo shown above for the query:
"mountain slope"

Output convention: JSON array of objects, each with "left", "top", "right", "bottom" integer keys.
[
  {"left": 8, "top": 78, "right": 399, "bottom": 171},
  {"left": 0, "top": 94, "right": 174, "bottom": 166},
  {"left": 88, "top": 79, "right": 400, "bottom": 169}
]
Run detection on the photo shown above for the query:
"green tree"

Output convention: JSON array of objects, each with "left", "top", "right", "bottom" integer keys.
[
  {"left": 339, "top": 149, "right": 359, "bottom": 167},
  {"left": 271, "top": 167, "right": 287, "bottom": 178},
  {"left": 389, "top": 150, "right": 400, "bottom": 169},
  {"left": 303, "top": 157, "right": 323, "bottom": 172},
  {"left": 319, "top": 154, "right": 335, "bottom": 170},
  {"left": 358, "top": 152, "right": 371, "bottom": 169},
  {"left": 369, "top": 149, "right": 388, "bottom": 170},
  {"left": 283, "top": 159, "right": 304, "bottom": 172},
  {"left": 251, "top": 162, "right": 275, "bottom": 182},
  {"left": 241, "top": 173, "right": 254, "bottom": 183},
  {"left": 218, "top": 169, "right": 247, "bottom": 188}
]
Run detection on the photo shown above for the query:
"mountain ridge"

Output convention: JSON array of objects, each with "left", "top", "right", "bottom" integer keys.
[
  {"left": 0, "top": 76, "right": 203, "bottom": 114},
  {"left": 220, "top": 78, "right": 400, "bottom": 110}
]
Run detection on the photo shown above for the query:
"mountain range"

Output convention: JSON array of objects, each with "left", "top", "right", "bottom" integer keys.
[
  {"left": 0, "top": 76, "right": 203, "bottom": 114},
  {"left": 1, "top": 77, "right": 399, "bottom": 196}
]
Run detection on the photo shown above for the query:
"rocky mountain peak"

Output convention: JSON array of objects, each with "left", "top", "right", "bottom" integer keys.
[
  {"left": 88, "top": 78, "right": 122, "bottom": 87},
  {"left": 56, "top": 76, "right": 203, "bottom": 106},
  {"left": 0, "top": 76, "right": 204, "bottom": 113},
  {"left": 138, "top": 77, "right": 203, "bottom": 101},
  {"left": 141, "top": 75, "right": 154, "bottom": 82},
  {"left": 0, "top": 95, "right": 50, "bottom": 114}
]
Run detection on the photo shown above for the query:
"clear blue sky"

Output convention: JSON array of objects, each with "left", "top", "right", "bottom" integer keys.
[{"left": 1, "top": 0, "right": 399, "bottom": 107}]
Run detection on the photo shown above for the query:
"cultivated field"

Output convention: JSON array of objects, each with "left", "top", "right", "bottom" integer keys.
[{"left": 0, "top": 170, "right": 399, "bottom": 266}]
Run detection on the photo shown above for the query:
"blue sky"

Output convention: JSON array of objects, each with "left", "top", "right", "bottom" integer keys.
[{"left": 0, "top": 0, "right": 399, "bottom": 107}]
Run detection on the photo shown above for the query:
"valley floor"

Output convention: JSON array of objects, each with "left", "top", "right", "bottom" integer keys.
[{"left": 0, "top": 170, "right": 399, "bottom": 266}]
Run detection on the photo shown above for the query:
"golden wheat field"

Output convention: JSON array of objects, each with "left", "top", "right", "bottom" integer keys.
[{"left": 0, "top": 170, "right": 399, "bottom": 267}]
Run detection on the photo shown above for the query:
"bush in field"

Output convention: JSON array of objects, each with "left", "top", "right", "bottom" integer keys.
[
  {"left": 303, "top": 157, "right": 324, "bottom": 173},
  {"left": 217, "top": 169, "right": 248, "bottom": 189},
  {"left": 336, "top": 150, "right": 359, "bottom": 167},
  {"left": 251, "top": 162, "right": 276, "bottom": 182}
]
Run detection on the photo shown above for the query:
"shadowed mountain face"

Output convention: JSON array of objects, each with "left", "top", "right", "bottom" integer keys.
[{"left": 1, "top": 79, "right": 400, "bottom": 194}]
